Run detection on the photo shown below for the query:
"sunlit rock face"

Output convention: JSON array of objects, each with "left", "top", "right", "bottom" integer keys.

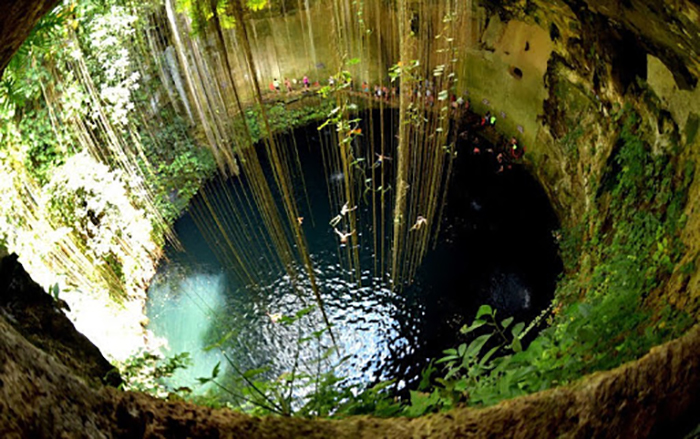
[{"left": 468, "top": 0, "right": 700, "bottom": 313}]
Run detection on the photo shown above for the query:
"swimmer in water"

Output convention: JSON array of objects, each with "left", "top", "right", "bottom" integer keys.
[
  {"left": 266, "top": 311, "right": 283, "bottom": 323},
  {"left": 334, "top": 228, "right": 355, "bottom": 244},
  {"left": 329, "top": 202, "right": 357, "bottom": 226},
  {"left": 410, "top": 216, "right": 428, "bottom": 231},
  {"left": 373, "top": 153, "right": 392, "bottom": 168}
]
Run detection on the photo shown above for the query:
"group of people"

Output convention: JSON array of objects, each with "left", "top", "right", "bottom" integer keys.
[
  {"left": 465, "top": 130, "right": 525, "bottom": 174},
  {"left": 269, "top": 70, "right": 525, "bottom": 173},
  {"left": 268, "top": 75, "right": 321, "bottom": 93},
  {"left": 326, "top": 201, "right": 428, "bottom": 246}
]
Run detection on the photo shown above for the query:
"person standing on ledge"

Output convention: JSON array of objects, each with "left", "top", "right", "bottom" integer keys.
[
  {"left": 285, "top": 77, "right": 292, "bottom": 92},
  {"left": 362, "top": 81, "right": 370, "bottom": 94},
  {"left": 510, "top": 137, "right": 525, "bottom": 160},
  {"left": 273, "top": 78, "right": 281, "bottom": 92}
]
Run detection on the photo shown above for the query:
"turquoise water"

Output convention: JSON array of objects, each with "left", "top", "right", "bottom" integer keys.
[{"left": 147, "top": 264, "right": 226, "bottom": 390}]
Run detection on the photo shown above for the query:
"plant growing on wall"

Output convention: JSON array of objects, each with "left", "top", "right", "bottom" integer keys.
[{"left": 43, "top": 152, "right": 157, "bottom": 299}]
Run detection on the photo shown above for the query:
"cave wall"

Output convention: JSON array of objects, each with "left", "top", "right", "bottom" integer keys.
[
  {"left": 452, "top": 0, "right": 700, "bottom": 228},
  {"left": 0, "top": 254, "right": 119, "bottom": 387},
  {"left": 530, "top": 0, "right": 700, "bottom": 314},
  {"left": 2, "top": 0, "right": 700, "bottom": 436},
  {"left": 0, "top": 0, "right": 59, "bottom": 73}
]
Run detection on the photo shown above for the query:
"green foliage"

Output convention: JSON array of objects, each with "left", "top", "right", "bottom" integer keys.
[
  {"left": 175, "top": 0, "right": 269, "bottom": 33},
  {"left": 198, "top": 305, "right": 358, "bottom": 417},
  {"left": 116, "top": 351, "right": 193, "bottom": 398},
  {"left": 244, "top": 99, "right": 336, "bottom": 143},
  {"left": 246, "top": 0, "right": 269, "bottom": 11},
  {"left": 396, "top": 305, "right": 542, "bottom": 415},
  {"left": 1, "top": 7, "right": 66, "bottom": 113},
  {"left": 556, "top": 222, "right": 584, "bottom": 274},
  {"left": 560, "top": 125, "right": 584, "bottom": 159},
  {"left": 20, "top": 108, "right": 66, "bottom": 185},
  {"left": 138, "top": 111, "right": 216, "bottom": 227},
  {"left": 331, "top": 381, "right": 402, "bottom": 418},
  {"left": 48, "top": 282, "right": 61, "bottom": 301}
]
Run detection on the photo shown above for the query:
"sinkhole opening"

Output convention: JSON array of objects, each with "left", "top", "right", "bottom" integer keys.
[{"left": 146, "top": 109, "right": 563, "bottom": 398}]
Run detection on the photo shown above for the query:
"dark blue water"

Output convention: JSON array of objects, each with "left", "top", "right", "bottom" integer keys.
[{"left": 146, "top": 111, "right": 562, "bottom": 396}]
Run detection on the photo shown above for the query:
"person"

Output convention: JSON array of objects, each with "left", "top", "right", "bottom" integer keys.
[
  {"left": 334, "top": 228, "right": 355, "bottom": 245},
  {"left": 269, "top": 82, "right": 275, "bottom": 92},
  {"left": 410, "top": 216, "right": 428, "bottom": 231},
  {"left": 266, "top": 311, "right": 283, "bottom": 323},
  {"left": 373, "top": 153, "right": 392, "bottom": 168},
  {"left": 329, "top": 201, "right": 357, "bottom": 226},
  {"left": 297, "top": 217, "right": 304, "bottom": 225},
  {"left": 362, "top": 81, "right": 370, "bottom": 94},
  {"left": 329, "top": 76, "right": 336, "bottom": 87},
  {"left": 273, "top": 78, "right": 280, "bottom": 92},
  {"left": 511, "top": 140, "right": 524, "bottom": 160},
  {"left": 285, "top": 77, "right": 292, "bottom": 92},
  {"left": 303, "top": 75, "right": 310, "bottom": 90},
  {"left": 481, "top": 112, "right": 489, "bottom": 127}
]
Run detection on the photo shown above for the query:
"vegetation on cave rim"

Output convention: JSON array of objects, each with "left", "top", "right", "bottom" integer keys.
[
  {"left": 0, "top": 0, "right": 340, "bottom": 302},
  {"left": 1, "top": 0, "right": 697, "bottom": 424}
]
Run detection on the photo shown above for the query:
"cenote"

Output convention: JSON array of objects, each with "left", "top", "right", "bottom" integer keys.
[{"left": 146, "top": 109, "right": 563, "bottom": 398}]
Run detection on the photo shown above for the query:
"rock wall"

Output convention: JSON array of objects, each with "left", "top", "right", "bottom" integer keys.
[
  {"left": 0, "top": 254, "right": 119, "bottom": 387},
  {"left": 0, "top": 0, "right": 59, "bottom": 73},
  {"left": 457, "top": 0, "right": 700, "bottom": 230}
]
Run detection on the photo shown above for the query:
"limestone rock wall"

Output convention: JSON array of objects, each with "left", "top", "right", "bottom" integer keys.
[{"left": 0, "top": 254, "right": 119, "bottom": 387}]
